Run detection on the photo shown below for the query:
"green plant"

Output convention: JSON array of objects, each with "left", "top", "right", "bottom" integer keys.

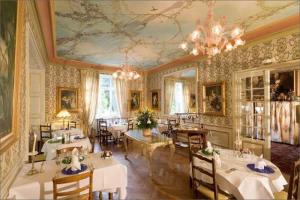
[{"left": 136, "top": 108, "right": 157, "bottom": 129}]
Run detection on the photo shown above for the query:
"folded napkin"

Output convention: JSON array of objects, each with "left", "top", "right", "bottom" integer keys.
[
  {"left": 254, "top": 154, "right": 266, "bottom": 170},
  {"left": 70, "top": 148, "right": 81, "bottom": 171},
  {"left": 206, "top": 141, "right": 214, "bottom": 154}
]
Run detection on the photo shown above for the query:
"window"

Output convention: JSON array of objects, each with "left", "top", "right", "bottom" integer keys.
[
  {"left": 96, "top": 74, "right": 120, "bottom": 118},
  {"left": 170, "top": 82, "right": 184, "bottom": 114}
]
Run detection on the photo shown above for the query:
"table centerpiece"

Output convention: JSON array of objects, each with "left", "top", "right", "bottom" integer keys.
[{"left": 136, "top": 108, "right": 157, "bottom": 136}]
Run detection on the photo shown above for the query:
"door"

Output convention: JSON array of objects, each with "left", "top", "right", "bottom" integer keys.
[{"left": 233, "top": 70, "right": 271, "bottom": 159}]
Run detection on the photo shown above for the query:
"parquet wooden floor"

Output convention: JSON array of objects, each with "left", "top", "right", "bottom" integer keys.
[{"left": 93, "top": 140, "right": 194, "bottom": 200}]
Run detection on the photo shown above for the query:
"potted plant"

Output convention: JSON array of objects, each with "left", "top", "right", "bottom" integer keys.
[{"left": 136, "top": 108, "right": 157, "bottom": 136}]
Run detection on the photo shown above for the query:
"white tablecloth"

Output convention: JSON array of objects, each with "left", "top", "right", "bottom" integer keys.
[
  {"left": 192, "top": 149, "right": 287, "bottom": 200},
  {"left": 52, "top": 128, "right": 84, "bottom": 138},
  {"left": 41, "top": 137, "right": 92, "bottom": 160},
  {"left": 108, "top": 124, "right": 128, "bottom": 139},
  {"left": 9, "top": 153, "right": 127, "bottom": 199}
]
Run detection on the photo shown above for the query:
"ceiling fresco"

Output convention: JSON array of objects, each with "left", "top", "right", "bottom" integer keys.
[{"left": 54, "top": 0, "right": 299, "bottom": 69}]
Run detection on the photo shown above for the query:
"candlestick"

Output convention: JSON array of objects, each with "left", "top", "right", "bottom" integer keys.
[{"left": 27, "top": 134, "right": 39, "bottom": 176}]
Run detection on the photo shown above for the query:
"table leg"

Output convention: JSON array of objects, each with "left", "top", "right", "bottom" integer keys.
[
  {"left": 123, "top": 137, "right": 128, "bottom": 159},
  {"left": 146, "top": 146, "right": 154, "bottom": 177},
  {"left": 108, "top": 192, "right": 113, "bottom": 200},
  {"left": 168, "top": 144, "right": 176, "bottom": 169}
]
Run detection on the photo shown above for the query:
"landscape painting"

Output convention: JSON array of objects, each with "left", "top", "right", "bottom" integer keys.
[{"left": 0, "top": 0, "right": 18, "bottom": 138}]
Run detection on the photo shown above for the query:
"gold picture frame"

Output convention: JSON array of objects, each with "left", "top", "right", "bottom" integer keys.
[
  {"left": 150, "top": 89, "right": 160, "bottom": 110},
  {"left": 57, "top": 87, "right": 79, "bottom": 112},
  {"left": 0, "top": 1, "right": 25, "bottom": 154},
  {"left": 202, "top": 81, "right": 226, "bottom": 116},
  {"left": 129, "top": 90, "right": 142, "bottom": 111}
]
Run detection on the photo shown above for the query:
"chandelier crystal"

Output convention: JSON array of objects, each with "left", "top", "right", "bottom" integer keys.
[
  {"left": 180, "top": 1, "right": 245, "bottom": 63},
  {"left": 112, "top": 50, "right": 140, "bottom": 80}
]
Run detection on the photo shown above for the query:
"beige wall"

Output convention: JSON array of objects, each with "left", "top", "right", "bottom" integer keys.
[{"left": 45, "top": 64, "right": 82, "bottom": 122}]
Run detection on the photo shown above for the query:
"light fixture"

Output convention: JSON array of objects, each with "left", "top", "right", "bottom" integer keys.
[
  {"left": 57, "top": 109, "right": 71, "bottom": 130},
  {"left": 179, "top": 1, "right": 245, "bottom": 64},
  {"left": 112, "top": 49, "right": 141, "bottom": 80}
]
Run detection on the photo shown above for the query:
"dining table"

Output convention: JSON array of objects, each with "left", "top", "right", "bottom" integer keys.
[
  {"left": 191, "top": 148, "right": 287, "bottom": 200},
  {"left": 9, "top": 153, "right": 128, "bottom": 199},
  {"left": 124, "top": 129, "right": 175, "bottom": 177},
  {"left": 41, "top": 136, "right": 92, "bottom": 160},
  {"left": 108, "top": 123, "right": 128, "bottom": 139}
]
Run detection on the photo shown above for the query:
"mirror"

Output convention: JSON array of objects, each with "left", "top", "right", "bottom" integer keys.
[{"left": 163, "top": 68, "right": 197, "bottom": 115}]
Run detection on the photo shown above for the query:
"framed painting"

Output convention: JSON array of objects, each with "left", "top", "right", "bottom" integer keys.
[
  {"left": 150, "top": 90, "right": 160, "bottom": 110},
  {"left": 202, "top": 81, "right": 226, "bottom": 116},
  {"left": 57, "top": 87, "right": 79, "bottom": 112},
  {"left": 129, "top": 90, "right": 141, "bottom": 111},
  {"left": 0, "top": 0, "right": 24, "bottom": 154},
  {"left": 270, "top": 70, "right": 295, "bottom": 101},
  {"left": 189, "top": 93, "right": 196, "bottom": 108}
]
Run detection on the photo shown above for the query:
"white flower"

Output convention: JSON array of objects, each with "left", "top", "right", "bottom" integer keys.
[
  {"left": 206, "top": 146, "right": 213, "bottom": 154},
  {"left": 137, "top": 121, "right": 141, "bottom": 125},
  {"left": 147, "top": 119, "right": 151, "bottom": 124}
]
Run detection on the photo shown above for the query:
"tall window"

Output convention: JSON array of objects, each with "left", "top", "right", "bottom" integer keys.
[
  {"left": 96, "top": 74, "right": 120, "bottom": 118},
  {"left": 171, "top": 82, "right": 184, "bottom": 114}
]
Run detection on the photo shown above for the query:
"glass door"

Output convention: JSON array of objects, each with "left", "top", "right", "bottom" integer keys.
[{"left": 233, "top": 70, "right": 271, "bottom": 159}]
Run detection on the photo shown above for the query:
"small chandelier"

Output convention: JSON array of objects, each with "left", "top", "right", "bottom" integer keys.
[
  {"left": 179, "top": 1, "right": 245, "bottom": 64},
  {"left": 112, "top": 50, "right": 140, "bottom": 80}
]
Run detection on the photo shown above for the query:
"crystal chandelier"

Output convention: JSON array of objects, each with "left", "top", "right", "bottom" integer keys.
[
  {"left": 180, "top": 1, "right": 245, "bottom": 64},
  {"left": 112, "top": 50, "right": 141, "bottom": 80}
]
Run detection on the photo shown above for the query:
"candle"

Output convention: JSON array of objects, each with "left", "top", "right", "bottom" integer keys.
[{"left": 32, "top": 134, "right": 37, "bottom": 154}]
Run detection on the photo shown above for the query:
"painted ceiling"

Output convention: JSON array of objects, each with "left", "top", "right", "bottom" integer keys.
[{"left": 54, "top": 0, "right": 299, "bottom": 69}]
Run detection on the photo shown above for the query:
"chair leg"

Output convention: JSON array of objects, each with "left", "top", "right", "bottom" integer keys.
[
  {"left": 108, "top": 192, "right": 113, "bottom": 200},
  {"left": 99, "top": 191, "right": 102, "bottom": 200}
]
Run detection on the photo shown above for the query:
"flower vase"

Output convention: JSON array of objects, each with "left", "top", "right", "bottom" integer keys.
[{"left": 143, "top": 128, "right": 151, "bottom": 137}]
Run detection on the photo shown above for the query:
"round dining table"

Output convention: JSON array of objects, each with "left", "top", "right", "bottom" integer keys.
[
  {"left": 191, "top": 149, "right": 287, "bottom": 200},
  {"left": 108, "top": 124, "right": 128, "bottom": 139}
]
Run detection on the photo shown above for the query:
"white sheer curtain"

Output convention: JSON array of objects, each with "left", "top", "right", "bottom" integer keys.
[
  {"left": 164, "top": 78, "right": 175, "bottom": 114},
  {"left": 183, "top": 81, "right": 190, "bottom": 113},
  {"left": 81, "top": 70, "right": 99, "bottom": 135},
  {"left": 114, "top": 79, "right": 128, "bottom": 118}
]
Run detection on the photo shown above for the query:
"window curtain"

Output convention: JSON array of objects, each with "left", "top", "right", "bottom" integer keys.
[
  {"left": 114, "top": 79, "right": 128, "bottom": 118},
  {"left": 271, "top": 101, "right": 299, "bottom": 145},
  {"left": 164, "top": 78, "right": 175, "bottom": 114},
  {"left": 81, "top": 70, "right": 99, "bottom": 135},
  {"left": 183, "top": 81, "right": 190, "bottom": 113}
]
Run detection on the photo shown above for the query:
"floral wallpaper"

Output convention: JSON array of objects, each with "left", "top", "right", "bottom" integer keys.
[
  {"left": 147, "top": 28, "right": 300, "bottom": 127},
  {"left": 0, "top": 2, "right": 28, "bottom": 198},
  {"left": 45, "top": 64, "right": 82, "bottom": 122}
]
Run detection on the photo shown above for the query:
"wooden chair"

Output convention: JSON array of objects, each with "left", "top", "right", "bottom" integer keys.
[
  {"left": 191, "top": 153, "right": 229, "bottom": 200},
  {"left": 98, "top": 120, "right": 114, "bottom": 145},
  {"left": 274, "top": 159, "right": 300, "bottom": 200},
  {"left": 188, "top": 133, "right": 205, "bottom": 162},
  {"left": 56, "top": 146, "right": 83, "bottom": 157},
  {"left": 88, "top": 128, "right": 96, "bottom": 153},
  {"left": 162, "top": 119, "right": 177, "bottom": 137},
  {"left": 38, "top": 124, "right": 52, "bottom": 152},
  {"left": 68, "top": 121, "right": 77, "bottom": 129},
  {"left": 53, "top": 170, "right": 93, "bottom": 200},
  {"left": 127, "top": 119, "right": 134, "bottom": 131}
]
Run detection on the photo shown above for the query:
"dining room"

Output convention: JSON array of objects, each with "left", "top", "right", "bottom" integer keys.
[{"left": 0, "top": 0, "right": 300, "bottom": 200}]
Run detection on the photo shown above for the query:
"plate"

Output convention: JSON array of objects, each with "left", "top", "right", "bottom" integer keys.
[
  {"left": 62, "top": 164, "right": 88, "bottom": 175},
  {"left": 246, "top": 164, "right": 275, "bottom": 174}
]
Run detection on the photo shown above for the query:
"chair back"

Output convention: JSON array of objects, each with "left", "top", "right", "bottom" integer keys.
[
  {"left": 40, "top": 124, "right": 52, "bottom": 141},
  {"left": 88, "top": 128, "right": 96, "bottom": 153},
  {"left": 99, "top": 120, "right": 108, "bottom": 132},
  {"left": 68, "top": 121, "right": 77, "bottom": 129},
  {"left": 288, "top": 159, "right": 300, "bottom": 200},
  {"left": 188, "top": 133, "right": 204, "bottom": 162},
  {"left": 127, "top": 119, "right": 134, "bottom": 131},
  {"left": 53, "top": 170, "right": 93, "bottom": 200},
  {"left": 56, "top": 146, "right": 83, "bottom": 157},
  {"left": 191, "top": 153, "right": 218, "bottom": 200}
]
